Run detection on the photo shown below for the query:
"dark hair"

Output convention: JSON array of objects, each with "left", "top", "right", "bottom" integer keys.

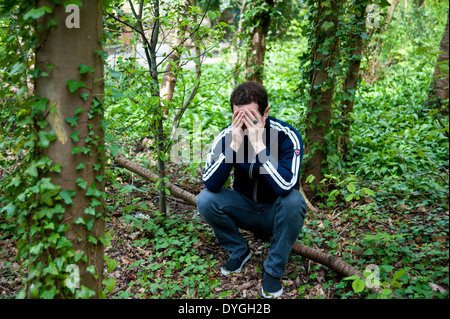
[{"left": 230, "top": 81, "right": 268, "bottom": 115}]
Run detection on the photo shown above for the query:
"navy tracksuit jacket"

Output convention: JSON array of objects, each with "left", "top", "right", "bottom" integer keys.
[{"left": 202, "top": 116, "right": 304, "bottom": 204}]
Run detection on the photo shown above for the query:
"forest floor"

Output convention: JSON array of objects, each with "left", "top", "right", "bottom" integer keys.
[{"left": 0, "top": 159, "right": 448, "bottom": 299}]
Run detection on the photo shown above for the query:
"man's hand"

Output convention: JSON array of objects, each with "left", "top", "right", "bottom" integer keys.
[
  {"left": 242, "top": 109, "right": 266, "bottom": 154},
  {"left": 230, "top": 110, "right": 245, "bottom": 152}
]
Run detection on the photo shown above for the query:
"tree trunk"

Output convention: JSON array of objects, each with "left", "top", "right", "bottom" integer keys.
[
  {"left": 384, "top": 0, "right": 401, "bottom": 32},
  {"left": 159, "top": 1, "right": 190, "bottom": 107},
  {"left": 431, "top": 15, "right": 449, "bottom": 105},
  {"left": 35, "top": 0, "right": 105, "bottom": 297},
  {"left": 301, "top": 0, "right": 340, "bottom": 198},
  {"left": 244, "top": 0, "right": 273, "bottom": 85},
  {"left": 341, "top": 1, "right": 369, "bottom": 159}
]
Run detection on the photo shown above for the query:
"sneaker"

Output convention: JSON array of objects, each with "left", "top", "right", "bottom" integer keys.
[
  {"left": 261, "top": 269, "right": 283, "bottom": 298},
  {"left": 220, "top": 247, "right": 252, "bottom": 276}
]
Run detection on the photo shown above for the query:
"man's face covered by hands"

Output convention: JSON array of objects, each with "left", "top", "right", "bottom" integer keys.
[
  {"left": 230, "top": 102, "right": 270, "bottom": 154},
  {"left": 232, "top": 102, "right": 270, "bottom": 131}
]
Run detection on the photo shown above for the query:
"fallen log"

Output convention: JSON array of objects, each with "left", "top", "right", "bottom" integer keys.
[
  {"left": 113, "top": 151, "right": 382, "bottom": 294},
  {"left": 114, "top": 152, "right": 197, "bottom": 206}
]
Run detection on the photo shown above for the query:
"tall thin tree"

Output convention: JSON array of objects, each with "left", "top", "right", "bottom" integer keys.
[{"left": 301, "top": 0, "right": 341, "bottom": 197}]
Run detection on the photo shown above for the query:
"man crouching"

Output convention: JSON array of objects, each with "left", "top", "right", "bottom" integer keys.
[{"left": 196, "top": 81, "right": 307, "bottom": 298}]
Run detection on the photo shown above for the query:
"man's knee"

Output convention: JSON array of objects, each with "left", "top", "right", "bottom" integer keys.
[
  {"left": 277, "top": 190, "right": 307, "bottom": 225},
  {"left": 196, "top": 188, "right": 212, "bottom": 211},
  {"left": 196, "top": 188, "right": 221, "bottom": 220}
]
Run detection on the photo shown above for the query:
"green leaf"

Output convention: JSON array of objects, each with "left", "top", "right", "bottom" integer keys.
[
  {"left": 48, "top": 233, "right": 60, "bottom": 244},
  {"left": 379, "top": 0, "right": 391, "bottom": 8},
  {"left": 84, "top": 206, "right": 96, "bottom": 216},
  {"left": 66, "top": 115, "right": 79, "bottom": 127},
  {"left": 99, "top": 232, "right": 113, "bottom": 246},
  {"left": 347, "top": 183, "right": 356, "bottom": 193},
  {"left": 23, "top": 6, "right": 52, "bottom": 20},
  {"left": 392, "top": 269, "right": 406, "bottom": 282},
  {"left": 75, "top": 107, "right": 85, "bottom": 115},
  {"left": 74, "top": 217, "right": 86, "bottom": 226},
  {"left": 32, "top": 98, "right": 48, "bottom": 114},
  {"left": 345, "top": 193, "right": 354, "bottom": 202},
  {"left": 24, "top": 164, "right": 39, "bottom": 178},
  {"left": 66, "top": 79, "right": 85, "bottom": 93},
  {"left": 343, "top": 275, "right": 360, "bottom": 281},
  {"left": 352, "top": 279, "right": 365, "bottom": 293},
  {"left": 76, "top": 178, "right": 88, "bottom": 190},
  {"left": 70, "top": 130, "right": 80, "bottom": 142},
  {"left": 104, "top": 255, "right": 119, "bottom": 272},
  {"left": 1, "top": 203, "right": 16, "bottom": 218},
  {"left": 102, "top": 277, "right": 117, "bottom": 294},
  {"left": 38, "top": 130, "right": 57, "bottom": 148},
  {"left": 207, "top": 11, "right": 217, "bottom": 20},
  {"left": 79, "top": 64, "right": 94, "bottom": 74},
  {"left": 362, "top": 188, "right": 375, "bottom": 196},
  {"left": 39, "top": 178, "right": 61, "bottom": 206},
  {"left": 321, "top": 21, "right": 334, "bottom": 32},
  {"left": 59, "top": 190, "right": 76, "bottom": 205}
]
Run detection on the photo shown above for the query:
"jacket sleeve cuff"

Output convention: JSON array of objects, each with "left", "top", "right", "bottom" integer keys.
[{"left": 253, "top": 148, "right": 276, "bottom": 171}]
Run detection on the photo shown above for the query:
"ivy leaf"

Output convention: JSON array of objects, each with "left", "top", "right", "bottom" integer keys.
[
  {"left": 65, "top": 115, "right": 79, "bottom": 127},
  {"left": 76, "top": 178, "right": 88, "bottom": 190},
  {"left": 79, "top": 64, "right": 94, "bottom": 74},
  {"left": 1, "top": 203, "right": 16, "bottom": 219},
  {"left": 39, "top": 178, "right": 62, "bottom": 206},
  {"left": 66, "top": 79, "right": 85, "bottom": 93},
  {"left": 38, "top": 130, "right": 57, "bottom": 148},
  {"left": 321, "top": 21, "right": 334, "bottom": 32},
  {"left": 23, "top": 6, "right": 52, "bottom": 20},
  {"left": 70, "top": 130, "right": 80, "bottom": 142},
  {"left": 75, "top": 106, "right": 85, "bottom": 115},
  {"left": 84, "top": 206, "right": 96, "bottom": 216},
  {"left": 24, "top": 163, "right": 39, "bottom": 178},
  {"left": 102, "top": 278, "right": 117, "bottom": 294},
  {"left": 59, "top": 190, "right": 76, "bottom": 205},
  {"left": 379, "top": 0, "right": 391, "bottom": 8},
  {"left": 104, "top": 255, "right": 119, "bottom": 272}
]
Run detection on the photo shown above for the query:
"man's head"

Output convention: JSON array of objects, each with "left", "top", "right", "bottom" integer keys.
[
  {"left": 230, "top": 82, "right": 270, "bottom": 129},
  {"left": 230, "top": 81, "right": 269, "bottom": 116}
]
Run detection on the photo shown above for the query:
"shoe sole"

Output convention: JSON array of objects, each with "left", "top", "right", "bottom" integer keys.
[
  {"left": 220, "top": 252, "right": 252, "bottom": 276},
  {"left": 261, "top": 286, "right": 283, "bottom": 299}
]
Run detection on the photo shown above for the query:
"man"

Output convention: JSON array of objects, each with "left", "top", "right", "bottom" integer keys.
[{"left": 196, "top": 82, "right": 307, "bottom": 298}]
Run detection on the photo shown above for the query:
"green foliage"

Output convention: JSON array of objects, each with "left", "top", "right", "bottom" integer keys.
[{"left": 105, "top": 211, "right": 220, "bottom": 299}]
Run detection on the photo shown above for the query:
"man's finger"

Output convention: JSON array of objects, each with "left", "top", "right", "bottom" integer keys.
[{"left": 249, "top": 108, "right": 262, "bottom": 124}]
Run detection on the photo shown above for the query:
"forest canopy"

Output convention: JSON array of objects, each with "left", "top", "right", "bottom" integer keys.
[{"left": 0, "top": 0, "right": 448, "bottom": 301}]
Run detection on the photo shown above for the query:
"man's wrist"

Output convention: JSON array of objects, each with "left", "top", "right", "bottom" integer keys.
[
  {"left": 230, "top": 141, "right": 239, "bottom": 152},
  {"left": 254, "top": 143, "right": 266, "bottom": 154}
]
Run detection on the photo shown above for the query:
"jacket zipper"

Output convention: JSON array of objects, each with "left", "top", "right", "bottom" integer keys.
[
  {"left": 249, "top": 155, "right": 258, "bottom": 202},
  {"left": 253, "top": 179, "right": 258, "bottom": 202}
]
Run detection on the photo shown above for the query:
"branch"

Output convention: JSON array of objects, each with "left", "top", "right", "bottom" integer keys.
[{"left": 114, "top": 151, "right": 197, "bottom": 206}]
